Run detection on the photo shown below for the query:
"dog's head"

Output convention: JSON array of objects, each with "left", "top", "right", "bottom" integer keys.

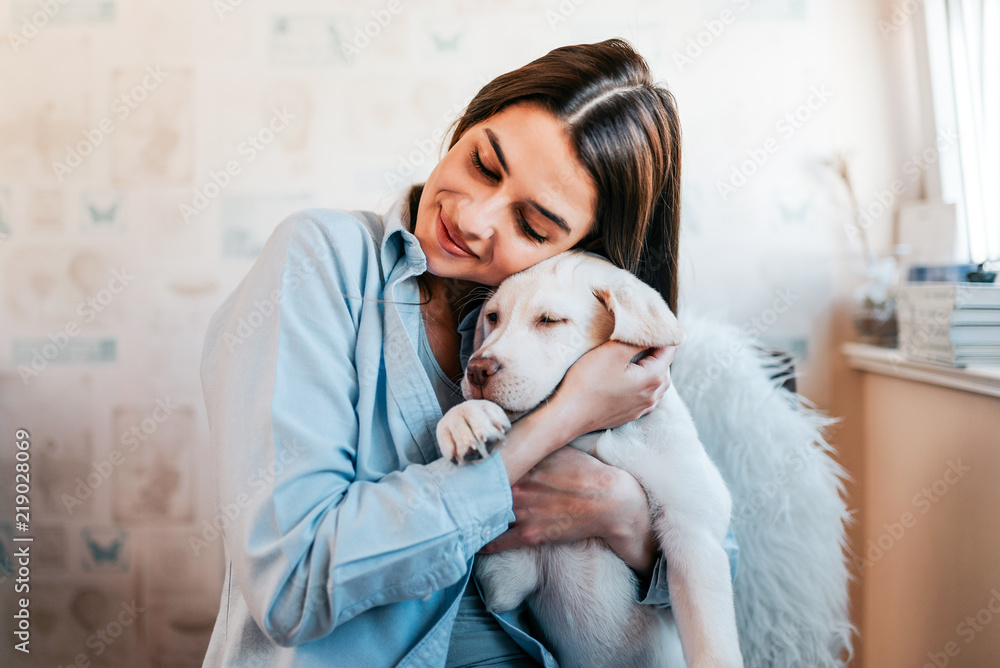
[{"left": 461, "top": 250, "right": 685, "bottom": 421}]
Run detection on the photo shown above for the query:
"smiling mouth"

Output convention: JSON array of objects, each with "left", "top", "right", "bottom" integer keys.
[{"left": 437, "top": 207, "right": 476, "bottom": 258}]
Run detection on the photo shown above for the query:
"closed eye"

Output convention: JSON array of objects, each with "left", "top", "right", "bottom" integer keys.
[
  {"left": 539, "top": 316, "right": 566, "bottom": 324},
  {"left": 470, "top": 147, "right": 500, "bottom": 182}
]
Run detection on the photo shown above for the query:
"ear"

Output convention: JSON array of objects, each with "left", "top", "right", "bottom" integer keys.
[{"left": 592, "top": 276, "right": 686, "bottom": 348}]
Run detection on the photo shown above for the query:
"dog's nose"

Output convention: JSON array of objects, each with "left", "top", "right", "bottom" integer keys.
[{"left": 466, "top": 355, "right": 501, "bottom": 388}]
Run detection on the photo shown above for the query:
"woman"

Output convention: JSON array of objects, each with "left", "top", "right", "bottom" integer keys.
[{"left": 199, "top": 38, "right": 738, "bottom": 667}]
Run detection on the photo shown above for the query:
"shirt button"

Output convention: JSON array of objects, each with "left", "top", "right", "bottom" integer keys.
[{"left": 481, "top": 528, "right": 491, "bottom": 541}]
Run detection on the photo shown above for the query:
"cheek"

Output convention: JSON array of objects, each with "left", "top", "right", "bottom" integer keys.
[
  {"left": 440, "top": 153, "right": 469, "bottom": 185},
  {"left": 487, "top": 246, "right": 549, "bottom": 284},
  {"left": 543, "top": 328, "right": 591, "bottom": 372},
  {"left": 426, "top": 148, "right": 470, "bottom": 195},
  {"left": 496, "top": 330, "right": 578, "bottom": 378},
  {"left": 508, "top": 340, "right": 551, "bottom": 374}
]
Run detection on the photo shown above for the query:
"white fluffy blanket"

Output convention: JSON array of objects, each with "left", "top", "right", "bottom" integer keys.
[{"left": 671, "top": 313, "right": 855, "bottom": 667}]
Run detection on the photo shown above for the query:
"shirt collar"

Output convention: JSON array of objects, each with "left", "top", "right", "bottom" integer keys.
[
  {"left": 380, "top": 187, "right": 485, "bottom": 372},
  {"left": 381, "top": 187, "right": 428, "bottom": 277}
]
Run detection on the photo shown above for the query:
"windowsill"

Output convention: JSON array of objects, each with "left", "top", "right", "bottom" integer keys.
[{"left": 843, "top": 342, "right": 1000, "bottom": 399}]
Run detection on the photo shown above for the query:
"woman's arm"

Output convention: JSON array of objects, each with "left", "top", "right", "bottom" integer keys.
[
  {"left": 481, "top": 447, "right": 659, "bottom": 578},
  {"left": 495, "top": 340, "right": 675, "bottom": 484},
  {"left": 203, "top": 212, "right": 527, "bottom": 647},
  {"left": 481, "top": 449, "right": 741, "bottom": 606}
]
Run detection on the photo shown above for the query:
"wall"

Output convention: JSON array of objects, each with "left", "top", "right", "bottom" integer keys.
[{"left": 0, "top": 0, "right": 913, "bottom": 665}]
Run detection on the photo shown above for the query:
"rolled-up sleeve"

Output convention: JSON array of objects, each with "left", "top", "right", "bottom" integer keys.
[
  {"left": 200, "top": 210, "right": 514, "bottom": 648},
  {"left": 635, "top": 522, "right": 740, "bottom": 608}
]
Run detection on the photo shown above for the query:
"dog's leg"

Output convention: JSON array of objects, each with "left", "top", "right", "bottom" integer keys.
[
  {"left": 529, "top": 540, "right": 673, "bottom": 668},
  {"left": 476, "top": 548, "right": 541, "bottom": 613},
  {"left": 658, "top": 524, "right": 743, "bottom": 668},
  {"left": 591, "top": 390, "right": 743, "bottom": 668},
  {"left": 659, "top": 609, "right": 688, "bottom": 667}
]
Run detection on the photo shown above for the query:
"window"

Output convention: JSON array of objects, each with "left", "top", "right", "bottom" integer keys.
[{"left": 923, "top": 0, "right": 1000, "bottom": 264}]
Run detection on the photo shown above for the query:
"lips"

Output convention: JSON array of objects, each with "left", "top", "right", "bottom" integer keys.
[{"left": 437, "top": 207, "right": 476, "bottom": 258}]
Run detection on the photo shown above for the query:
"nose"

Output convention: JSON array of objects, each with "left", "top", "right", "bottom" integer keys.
[
  {"left": 458, "top": 190, "right": 509, "bottom": 241},
  {"left": 466, "top": 355, "right": 502, "bottom": 389}
]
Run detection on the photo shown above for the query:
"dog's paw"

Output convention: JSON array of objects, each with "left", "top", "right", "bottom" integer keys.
[{"left": 437, "top": 400, "right": 511, "bottom": 465}]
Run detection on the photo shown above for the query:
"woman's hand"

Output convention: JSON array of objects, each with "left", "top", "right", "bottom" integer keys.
[
  {"left": 551, "top": 341, "right": 677, "bottom": 442},
  {"left": 480, "top": 447, "right": 660, "bottom": 580},
  {"left": 494, "top": 341, "right": 675, "bottom": 484}
]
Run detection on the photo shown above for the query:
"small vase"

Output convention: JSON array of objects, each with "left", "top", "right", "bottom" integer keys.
[{"left": 853, "top": 296, "right": 898, "bottom": 347}]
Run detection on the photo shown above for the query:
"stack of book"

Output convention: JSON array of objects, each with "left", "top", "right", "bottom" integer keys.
[{"left": 893, "top": 282, "right": 1000, "bottom": 366}]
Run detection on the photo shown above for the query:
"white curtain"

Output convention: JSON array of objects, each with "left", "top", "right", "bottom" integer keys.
[{"left": 924, "top": 0, "right": 1000, "bottom": 264}]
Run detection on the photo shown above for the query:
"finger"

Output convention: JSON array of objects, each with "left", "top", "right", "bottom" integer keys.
[
  {"left": 600, "top": 339, "right": 650, "bottom": 356},
  {"left": 661, "top": 344, "right": 678, "bottom": 365},
  {"left": 602, "top": 340, "right": 657, "bottom": 367},
  {"left": 479, "top": 528, "right": 524, "bottom": 554},
  {"left": 638, "top": 352, "right": 676, "bottom": 391},
  {"left": 636, "top": 344, "right": 676, "bottom": 368}
]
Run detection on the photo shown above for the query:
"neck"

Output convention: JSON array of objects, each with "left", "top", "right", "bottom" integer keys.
[{"left": 421, "top": 274, "right": 484, "bottom": 324}]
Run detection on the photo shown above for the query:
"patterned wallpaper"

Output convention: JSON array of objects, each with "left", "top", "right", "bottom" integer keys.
[{"left": 0, "top": 0, "right": 905, "bottom": 665}]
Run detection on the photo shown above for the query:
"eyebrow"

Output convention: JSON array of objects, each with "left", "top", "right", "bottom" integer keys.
[
  {"left": 485, "top": 128, "right": 509, "bottom": 175},
  {"left": 527, "top": 200, "right": 572, "bottom": 235},
  {"left": 484, "top": 127, "right": 574, "bottom": 236}
]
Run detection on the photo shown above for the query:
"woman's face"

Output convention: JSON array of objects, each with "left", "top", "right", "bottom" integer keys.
[{"left": 414, "top": 102, "right": 598, "bottom": 288}]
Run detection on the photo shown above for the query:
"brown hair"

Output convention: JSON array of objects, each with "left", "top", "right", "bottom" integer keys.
[{"left": 411, "top": 37, "right": 682, "bottom": 315}]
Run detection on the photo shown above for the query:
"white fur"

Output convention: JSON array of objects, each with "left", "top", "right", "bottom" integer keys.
[
  {"left": 437, "top": 251, "right": 743, "bottom": 667},
  {"left": 669, "top": 313, "right": 855, "bottom": 667}
]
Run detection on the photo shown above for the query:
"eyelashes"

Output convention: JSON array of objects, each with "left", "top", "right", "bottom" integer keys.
[
  {"left": 469, "top": 146, "right": 499, "bottom": 182},
  {"left": 518, "top": 214, "right": 546, "bottom": 243}
]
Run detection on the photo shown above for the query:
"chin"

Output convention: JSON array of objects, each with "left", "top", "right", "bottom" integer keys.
[
  {"left": 425, "top": 255, "right": 475, "bottom": 282},
  {"left": 460, "top": 379, "right": 546, "bottom": 424},
  {"left": 503, "top": 407, "right": 527, "bottom": 423}
]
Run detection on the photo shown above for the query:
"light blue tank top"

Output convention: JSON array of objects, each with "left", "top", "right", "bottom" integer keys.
[
  {"left": 416, "top": 314, "right": 465, "bottom": 414},
  {"left": 415, "top": 314, "right": 537, "bottom": 666}
]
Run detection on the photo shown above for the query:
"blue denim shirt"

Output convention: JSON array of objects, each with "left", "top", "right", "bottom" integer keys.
[{"left": 199, "top": 189, "right": 738, "bottom": 667}]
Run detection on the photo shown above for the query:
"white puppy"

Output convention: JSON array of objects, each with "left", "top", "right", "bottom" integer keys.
[{"left": 437, "top": 250, "right": 742, "bottom": 668}]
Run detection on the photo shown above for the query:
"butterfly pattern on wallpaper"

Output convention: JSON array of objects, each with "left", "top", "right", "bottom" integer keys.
[
  {"left": 81, "top": 527, "right": 129, "bottom": 572},
  {"left": 0, "top": 189, "right": 11, "bottom": 242},
  {"left": 778, "top": 199, "right": 810, "bottom": 225},
  {"left": 81, "top": 191, "right": 123, "bottom": 232},
  {"left": 87, "top": 203, "right": 118, "bottom": 224},
  {"left": 0, "top": 522, "right": 13, "bottom": 576},
  {"left": 430, "top": 31, "right": 460, "bottom": 52}
]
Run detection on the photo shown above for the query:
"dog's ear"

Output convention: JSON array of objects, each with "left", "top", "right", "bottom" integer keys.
[{"left": 592, "top": 276, "right": 686, "bottom": 348}]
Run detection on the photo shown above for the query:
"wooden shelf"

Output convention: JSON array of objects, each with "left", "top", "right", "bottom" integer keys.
[{"left": 842, "top": 342, "right": 1000, "bottom": 398}]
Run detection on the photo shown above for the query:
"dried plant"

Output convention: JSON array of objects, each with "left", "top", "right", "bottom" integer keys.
[{"left": 824, "top": 151, "right": 897, "bottom": 305}]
